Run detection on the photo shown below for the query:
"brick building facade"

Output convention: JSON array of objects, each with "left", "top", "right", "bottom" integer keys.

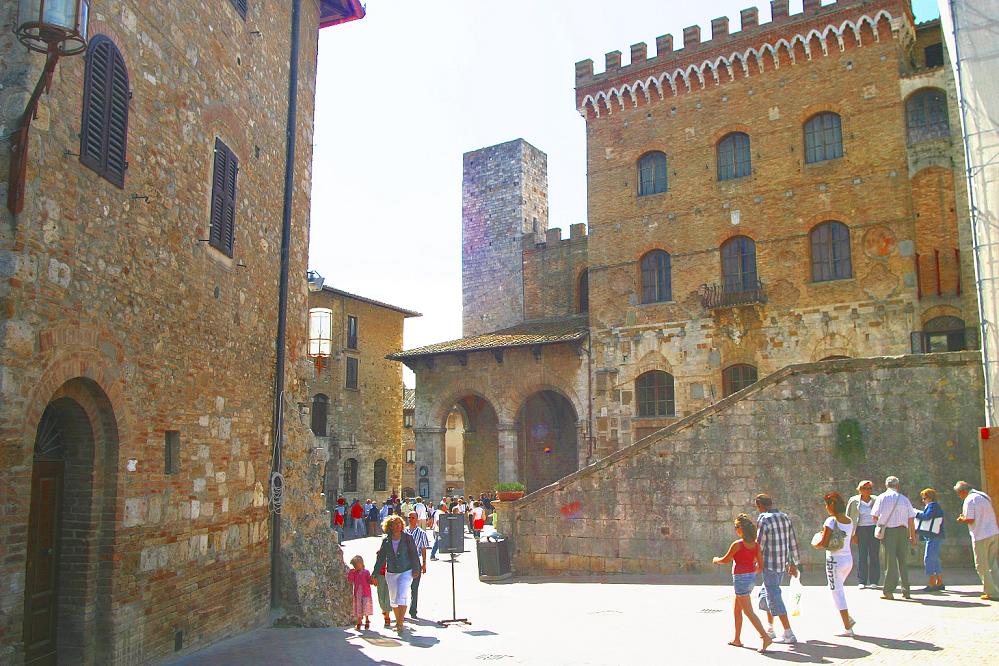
[
  {"left": 395, "top": 0, "right": 977, "bottom": 502},
  {"left": 0, "top": 1, "right": 364, "bottom": 664},
  {"left": 306, "top": 287, "right": 418, "bottom": 505}
]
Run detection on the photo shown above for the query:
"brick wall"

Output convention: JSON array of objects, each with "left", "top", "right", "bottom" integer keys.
[
  {"left": 502, "top": 352, "right": 985, "bottom": 575},
  {"left": 523, "top": 224, "right": 589, "bottom": 321}
]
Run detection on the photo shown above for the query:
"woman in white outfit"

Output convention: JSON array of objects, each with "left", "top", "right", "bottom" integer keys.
[{"left": 814, "top": 491, "right": 857, "bottom": 637}]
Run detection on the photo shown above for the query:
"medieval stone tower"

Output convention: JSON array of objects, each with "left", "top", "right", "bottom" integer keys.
[{"left": 462, "top": 139, "right": 549, "bottom": 336}]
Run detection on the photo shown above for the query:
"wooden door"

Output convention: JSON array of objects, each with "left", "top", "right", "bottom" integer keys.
[{"left": 23, "top": 460, "right": 63, "bottom": 665}]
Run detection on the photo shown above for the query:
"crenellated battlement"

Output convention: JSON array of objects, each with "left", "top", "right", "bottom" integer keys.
[
  {"left": 576, "top": 0, "right": 913, "bottom": 118},
  {"left": 523, "top": 223, "right": 589, "bottom": 252}
]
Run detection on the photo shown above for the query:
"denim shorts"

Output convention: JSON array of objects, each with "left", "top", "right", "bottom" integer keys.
[
  {"left": 759, "top": 569, "right": 787, "bottom": 616},
  {"left": 733, "top": 572, "right": 756, "bottom": 596}
]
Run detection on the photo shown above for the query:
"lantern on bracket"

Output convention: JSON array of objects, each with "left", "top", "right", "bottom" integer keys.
[
  {"left": 308, "top": 307, "right": 333, "bottom": 376},
  {"left": 7, "top": 0, "right": 91, "bottom": 214}
]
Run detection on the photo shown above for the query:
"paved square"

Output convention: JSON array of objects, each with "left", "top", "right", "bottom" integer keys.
[{"left": 170, "top": 531, "right": 998, "bottom": 665}]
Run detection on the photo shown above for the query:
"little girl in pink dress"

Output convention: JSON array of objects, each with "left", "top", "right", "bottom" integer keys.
[{"left": 347, "top": 555, "right": 373, "bottom": 630}]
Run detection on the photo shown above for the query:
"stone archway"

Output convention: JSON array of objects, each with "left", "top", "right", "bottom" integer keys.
[
  {"left": 517, "top": 391, "right": 579, "bottom": 493},
  {"left": 451, "top": 395, "right": 499, "bottom": 498},
  {"left": 23, "top": 378, "right": 119, "bottom": 666}
]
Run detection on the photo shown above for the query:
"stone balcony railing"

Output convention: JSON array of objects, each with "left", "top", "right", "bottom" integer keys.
[{"left": 699, "top": 279, "right": 766, "bottom": 309}]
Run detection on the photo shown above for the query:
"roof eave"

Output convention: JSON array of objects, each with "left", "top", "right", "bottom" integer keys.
[{"left": 319, "top": 0, "right": 366, "bottom": 29}]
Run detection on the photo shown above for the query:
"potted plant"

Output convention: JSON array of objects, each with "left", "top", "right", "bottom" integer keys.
[{"left": 495, "top": 482, "right": 526, "bottom": 501}]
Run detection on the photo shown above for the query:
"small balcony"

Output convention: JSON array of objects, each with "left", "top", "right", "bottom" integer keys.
[{"left": 700, "top": 280, "right": 766, "bottom": 309}]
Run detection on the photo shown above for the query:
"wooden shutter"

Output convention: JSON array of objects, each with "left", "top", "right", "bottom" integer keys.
[
  {"left": 80, "top": 36, "right": 129, "bottom": 187},
  {"left": 210, "top": 139, "right": 238, "bottom": 257},
  {"left": 231, "top": 0, "right": 248, "bottom": 18}
]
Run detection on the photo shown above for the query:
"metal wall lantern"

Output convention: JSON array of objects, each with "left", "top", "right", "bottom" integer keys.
[
  {"left": 16, "top": 0, "right": 90, "bottom": 55},
  {"left": 7, "top": 0, "right": 90, "bottom": 214}
]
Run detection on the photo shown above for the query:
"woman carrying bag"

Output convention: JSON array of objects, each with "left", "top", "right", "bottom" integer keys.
[{"left": 371, "top": 515, "right": 422, "bottom": 634}]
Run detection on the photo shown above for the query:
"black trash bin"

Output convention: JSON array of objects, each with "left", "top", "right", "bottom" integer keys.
[{"left": 477, "top": 534, "right": 512, "bottom": 581}]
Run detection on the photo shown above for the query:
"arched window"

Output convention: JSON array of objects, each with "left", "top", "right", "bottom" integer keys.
[
  {"left": 636, "top": 371, "right": 676, "bottom": 417},
  {"left": 721, "top": 236, "right": 757, "bottom": 293},
  {"left": 80, "top": 36, "right": 129, "bottom": 187},
  {"left": 803, "top": 112, "right": 843, "bottom": 164},
  {"left": 342, "top": 458, "right": 358, "bottom": 492},
  {"left": 723, "top": 364, "right": 758, "bottom": 397},
  {"left": 373, "top": 459, "right": 388, "bottom": 492},
  {"left": 578, "top": 269, "right": 589, "bottom": 313},
  {"left": 717, "top": 132, "right": 752, "bottom": 180},
  {"left": 310, "top": 394, "right": 329, "bottom": 436},
  {"left": 906, "top": 89, "right": 949, "bottom": 143},
  {"left": 640, "top": 250, "right": 672, "bottom": 303},
  {"left": 923, "top": 316, "right": 967, "bottom": 353},
  {"left": 638, "top": 152, "right": 668, "bottom": 196},
  {"left": 810, "top": 221, "right": 852, "bottom": 282}
]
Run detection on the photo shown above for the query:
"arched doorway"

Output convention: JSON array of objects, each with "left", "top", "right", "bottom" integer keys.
[
  {"left": 24, "top": 379, "right": 118, "bottom": 665},
  {"left": 446, "top": 395, "right": 499, "bottom": 499},
  {"left": 517, "top": 391, "right": 579, "bottom": 493}
]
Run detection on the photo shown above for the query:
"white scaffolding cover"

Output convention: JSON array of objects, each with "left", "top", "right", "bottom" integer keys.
[{"left": 939, "top": 0, "right": 999, "bottom": 424}]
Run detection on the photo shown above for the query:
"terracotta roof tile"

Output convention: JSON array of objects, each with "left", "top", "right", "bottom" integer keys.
[{"left": 388, "top": 316, "right": 589, "bottom": 361}]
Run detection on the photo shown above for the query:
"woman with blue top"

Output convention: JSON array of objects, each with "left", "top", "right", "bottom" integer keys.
[{"left": 915, "top": 488, "right": 945, "bottom": 592}]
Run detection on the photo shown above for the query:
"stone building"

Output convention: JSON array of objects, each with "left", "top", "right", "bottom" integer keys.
[
  {"left": 393, "top": 0, "right": 978, "bottom": 503},
  {"left": 0, "top": 1, "right": 364, "bottom": 664},
  {"left": 306, "top": 287, "right": 418, "bottom": 505}
]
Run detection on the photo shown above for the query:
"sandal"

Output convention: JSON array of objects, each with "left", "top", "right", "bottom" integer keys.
[
  {"left": 355, "top": 622, "right": 361, "bottom": 631},
  {"left": 364, "top": 618, "right": 370, "bottom": 629},
  {"left": 384, "top": 617, "right": 392, "bottom": 628}
]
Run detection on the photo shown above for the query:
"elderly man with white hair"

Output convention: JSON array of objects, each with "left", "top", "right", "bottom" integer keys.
[
  {"left": 954, "top": 480, "right": 999, "bottom": 600},
  {"left": 871, "top": 476, "right": 916, "bottom": 600}
]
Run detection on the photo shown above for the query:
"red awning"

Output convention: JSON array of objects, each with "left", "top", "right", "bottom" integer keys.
[{"left": 319, "top": 0, "right": 365, "bottom": 29}]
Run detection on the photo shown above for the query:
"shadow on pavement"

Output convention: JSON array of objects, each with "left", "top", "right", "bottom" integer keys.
[
  {"left": 169, "top": 627, "right": 403, "bottom": 666},
  {"left": 908, "top": 597, "right": 989, "bottom": 608},
  {"left": 852, "top": 635, "right": 943, "bottom": 652},
  {"left": 762, "top": 639, "right": 870, "bottom": 663}
]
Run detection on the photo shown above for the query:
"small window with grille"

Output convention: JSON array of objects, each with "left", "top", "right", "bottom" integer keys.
[{"left": 165, "top": 431, "right": 180, "bottom": 474}]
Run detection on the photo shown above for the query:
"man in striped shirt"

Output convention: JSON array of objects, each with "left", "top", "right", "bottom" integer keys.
[
  {"left": 405, "top": 511, "right": 430, "bottom": 619},
  {"left": 755, "top": 493, "right": 801, "bottom": 644}
]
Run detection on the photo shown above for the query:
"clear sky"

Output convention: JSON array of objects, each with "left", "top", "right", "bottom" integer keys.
[{"left": 310, "top": 0, "right": 941, "bottom": 387}]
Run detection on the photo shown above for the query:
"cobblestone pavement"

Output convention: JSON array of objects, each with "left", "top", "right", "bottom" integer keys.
[{"left": 169, "top": 531, "right": 998, "bottom": 665}]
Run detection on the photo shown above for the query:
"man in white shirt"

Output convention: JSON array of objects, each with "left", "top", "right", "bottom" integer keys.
[
  {"left": 955, "top": 481, "right": 999, "bottom": 600},
  {"left": 871, "top": 475, "right": 916, "bottom": 600},
  {"left": 414, "top": 496, "right": 428, "bottom": 528}
]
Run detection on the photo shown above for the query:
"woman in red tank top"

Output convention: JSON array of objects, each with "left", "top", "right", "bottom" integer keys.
[{"left": 712, "top": 513, "right": 773, "bottom": 653}]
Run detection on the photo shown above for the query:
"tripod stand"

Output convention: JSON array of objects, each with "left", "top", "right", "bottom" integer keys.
[{"left": 436, "top": 552, "right": 471, "bottom": 627}]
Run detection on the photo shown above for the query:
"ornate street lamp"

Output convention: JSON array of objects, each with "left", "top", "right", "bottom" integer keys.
[
  {"left": 7, "top": 0, "right": 90, "bottom": 214},
  {"left": 307, "top": 307, "right": 333, "bottom": 376}
]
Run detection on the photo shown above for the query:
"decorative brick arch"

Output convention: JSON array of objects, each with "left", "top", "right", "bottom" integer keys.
[
  {"left": 921, "top": 304, "right": 963, "bottom": 327},
  {"left": 625, "top": 350, "right": 675, "bottom": 386},
  {"left": 23, "top": 328, "right": 133, "bottom": 455},
  {"left": 810, "top": 332, "right": 857, "bottom": 362},
  {"left": 203, "top": 105, "right": 250, "bottom": 164}
]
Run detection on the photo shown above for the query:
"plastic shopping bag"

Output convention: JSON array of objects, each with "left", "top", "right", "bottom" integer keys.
[{"left": 789, "top": 572, "right": 803, "bottom": 617}]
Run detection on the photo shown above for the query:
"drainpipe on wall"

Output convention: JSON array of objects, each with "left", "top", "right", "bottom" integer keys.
[{"left": 270, "top": 0, "right": 302, "bottom": 610}]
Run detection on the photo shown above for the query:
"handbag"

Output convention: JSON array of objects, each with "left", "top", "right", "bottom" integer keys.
[
  {"left": 827, "top": 523, "right": 847, "bottom": 551},
  {"left": 875, "top": 494, "right": 901, "bottom": 540}
]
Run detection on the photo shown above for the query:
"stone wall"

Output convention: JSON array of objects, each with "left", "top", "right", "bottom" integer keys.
[
  {"left": 502, "top": 352, "right": 985, "bottom": 575},
  {"left": 462, "top": 139, "right": 548, "bottom": 337},
  {"left": 0, "top": 1, "right": 350, "bottom": 663}
]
